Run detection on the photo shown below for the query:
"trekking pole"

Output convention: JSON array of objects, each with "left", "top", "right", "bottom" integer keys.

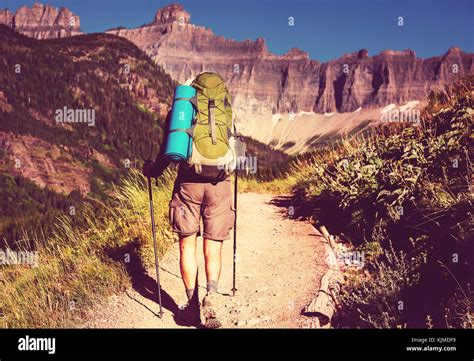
[
  {"left": 147, "top": 176, "right": 164, "bottom": 318},
  {"left": 231, "top": 168, "right": 238, "bottom": 296}
]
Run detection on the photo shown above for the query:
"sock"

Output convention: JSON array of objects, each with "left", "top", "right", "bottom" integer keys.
[
  {"left": 207, "top": 280, "right": 218, "bottom": 294},
  {"left": 185, "top": 288, "right": 195, "bottom": 301}
]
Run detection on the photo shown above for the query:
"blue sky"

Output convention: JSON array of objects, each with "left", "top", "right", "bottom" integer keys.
[{"left": 3, "top": 0, "right": 473, "bottom": 61}]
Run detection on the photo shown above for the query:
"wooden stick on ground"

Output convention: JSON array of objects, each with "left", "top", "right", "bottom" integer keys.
[{"left": 304, "top": 225, "right": 343, "bottom": 327}]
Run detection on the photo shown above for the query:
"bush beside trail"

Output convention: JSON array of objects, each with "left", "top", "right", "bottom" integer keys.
[{"left": 289, "top": 76, "right": 473, "bottom": 328}]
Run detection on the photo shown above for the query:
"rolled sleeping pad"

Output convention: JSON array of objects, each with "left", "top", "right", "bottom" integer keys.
[{"left": 163, "top": 85, "right": 196, "bottom": 162}]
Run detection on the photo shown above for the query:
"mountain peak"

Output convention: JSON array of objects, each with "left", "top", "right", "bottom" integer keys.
[
  {"left": 340, "top": 49, "right": 370, "bottom": 59},
  {"left": 0, "top": 9, "right": 13, "bottom": 27},
  {"left": 379, "top": 49, "right": 416, "bottom": 58},
  {"left": 154, "top": 3, "right": 190, "bottom": 25},
  {"left": 283, "top": 47, "right": 309, "bottom": 60},
  {"left": 0, "top": 2, "right": 82, "bottom": 39},
  {"left": 446, "top": 46, "right": 462, "bottom": 55}
]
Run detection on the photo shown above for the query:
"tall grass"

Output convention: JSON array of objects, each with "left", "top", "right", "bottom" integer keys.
[
  {"left": 0, "top": 170, "right": 175, "bottom": 328},
  {"left": 238, "top": 175, "right": 297, "bottom": 194},
  {"left": 289, "top": 76, "right": 473, "bottom": 328}
]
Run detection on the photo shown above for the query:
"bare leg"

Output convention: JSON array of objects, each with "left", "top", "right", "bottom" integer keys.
[
  {"left": 179, "top": 234, "right": 198, "bottom": 291},
  {"left": 201, "top": 238, "right": 223, "bottom": 328},
  {"left": 203, "top": 238, "right": 223, "bottom": 288}
]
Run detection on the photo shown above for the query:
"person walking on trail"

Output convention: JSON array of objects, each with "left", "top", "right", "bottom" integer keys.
[{"left": 143, "top": 72, "right": 243, "bottom": 329}]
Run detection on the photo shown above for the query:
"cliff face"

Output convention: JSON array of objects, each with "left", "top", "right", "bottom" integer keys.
[
  {"left": 3, "top": 3, "right": 472, "bottom": 114},
  {"left": 0, "top": 3, "right": 82, "bottom": 39},
  {"left": 0, "top": 9, "right": 14, "bottom": 27},
  {"left": 108, "top": 4, "right": 474, "bottom": 114}
]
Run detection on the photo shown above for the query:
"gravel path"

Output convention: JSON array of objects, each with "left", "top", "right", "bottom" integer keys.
[{"left": 84, "top": 193, "right": 326, "bottom": 328}]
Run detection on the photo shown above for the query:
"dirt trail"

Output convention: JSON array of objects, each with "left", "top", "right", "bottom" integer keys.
[{"left": 84, "top": 193, "right": 327, "bottom": 328}]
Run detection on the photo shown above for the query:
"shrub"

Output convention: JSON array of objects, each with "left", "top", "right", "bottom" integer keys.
[{"left": 290, "top": 76, "right": 473, "bottom": 328}]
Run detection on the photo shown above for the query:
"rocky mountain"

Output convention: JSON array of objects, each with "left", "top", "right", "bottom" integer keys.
[
  {"left": 108, "top": 4, "right": 474, "bottom": 116},
  {"left": 2, "top": 2, "right": 473, "bottom": 154},
  {"left": 0, "top": 3, "right": 82, "bottom": 39},
  {"left": 3, "top": 3, "right": 472, "bottom": 116}
]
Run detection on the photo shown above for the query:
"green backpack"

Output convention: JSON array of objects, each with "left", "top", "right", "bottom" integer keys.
[{"left": 187, "top": 72, "right": 240, "bottom": 181}]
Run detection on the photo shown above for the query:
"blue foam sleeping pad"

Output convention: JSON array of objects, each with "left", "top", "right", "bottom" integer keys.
[{"left": 163, "top": 85, "right": 196, "bottom": 162}]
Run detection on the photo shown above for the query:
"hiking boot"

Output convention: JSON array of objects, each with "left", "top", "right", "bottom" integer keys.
[
  {"left": 177, "top": 301, "right": 201, "bottom": 324},
  {"left": 201, "top": 293, "right": 223, "bottom": 329}
]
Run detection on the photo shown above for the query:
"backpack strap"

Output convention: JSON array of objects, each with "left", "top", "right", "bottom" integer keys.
[
  {"left": 194, "top": 163, "right": 202, "bottom": 174},
  {"left": 208, "top": 99, "right": 217, "bottom": 145},
  {"left": 216, "top": 169, "right": 228, "bottom": 182},
  {"left": 174, "top": 96, "right": 198, "bottom": 111},
  {"left": 168, "top": 128, "right": 194, "bottom": 137}
]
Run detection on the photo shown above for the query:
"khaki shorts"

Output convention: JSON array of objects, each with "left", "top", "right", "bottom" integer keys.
[{"left": 169, "top": 179, "right": 235, "bottom": 241}]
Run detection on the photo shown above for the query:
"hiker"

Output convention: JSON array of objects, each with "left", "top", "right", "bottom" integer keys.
[{"left": 143, "top": 72, "right": 243, "bottom": 328}]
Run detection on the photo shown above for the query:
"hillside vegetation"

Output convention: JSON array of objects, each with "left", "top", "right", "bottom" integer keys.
[
  {"left": 0, "top": 170, "right": 175, "bottom": 328},
  {"left": 0, "top": 25, "right": 175, "bottom": 245},
  {"left": 0, "top": 25, "right": 174, "bottom": 160},
  {"left": 289, "top": 76, "right": 473, "bottom": 328}
]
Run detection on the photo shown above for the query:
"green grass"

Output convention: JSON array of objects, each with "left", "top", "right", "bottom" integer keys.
[
  {"left": 0, "top": 170, "right": 175, "bottom": 328},
  {"left": 238, "top": 175, "right": 296, "bottom": 194}
]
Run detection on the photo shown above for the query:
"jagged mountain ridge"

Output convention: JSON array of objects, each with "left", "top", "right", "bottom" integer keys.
[
  {"left": 107, "top": 4, "right": 474, "bottom": 114},
  {"left": 2, "top": 3, "right": 472, "bottom": 115},
  {"left": 0, "top": 2, "right": 82, "bottom": 39},
  {"left": 2, "top": 2, "right": 473, "bottom": 154}
]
